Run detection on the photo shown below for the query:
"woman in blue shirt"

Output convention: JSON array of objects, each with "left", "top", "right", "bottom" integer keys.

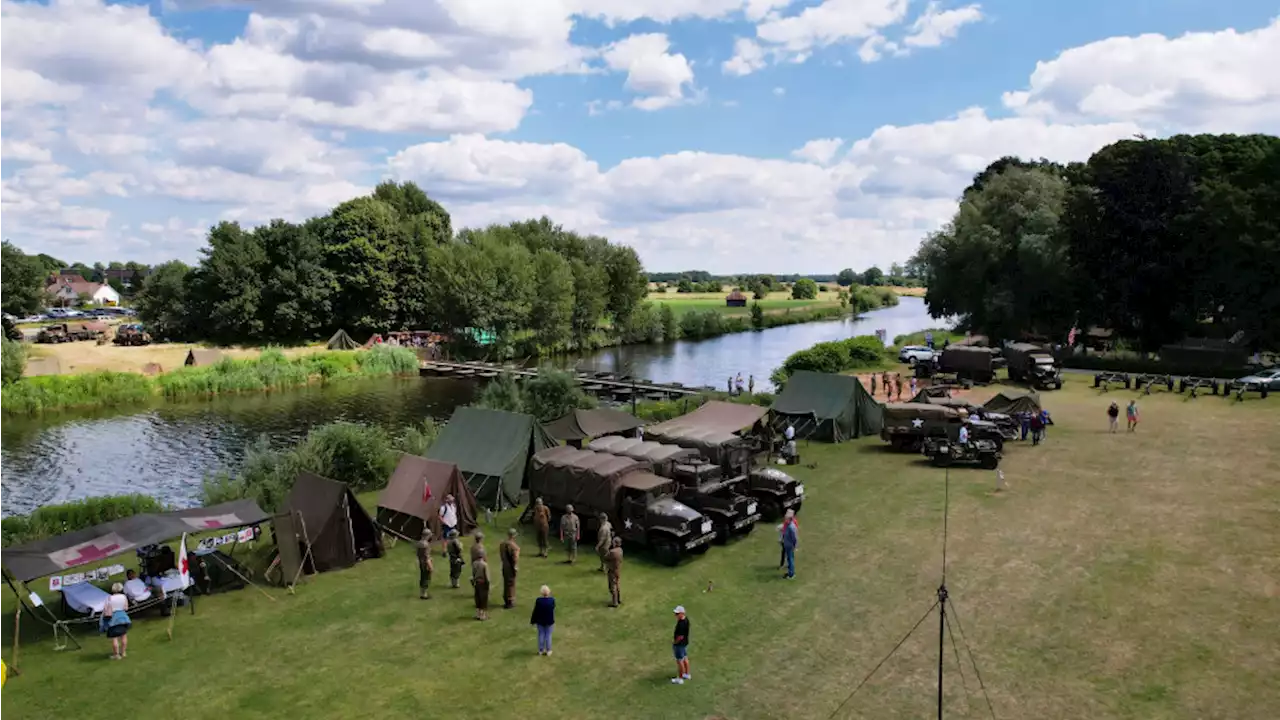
[{"left": 531, "top": 585, "right": 556, "bottom": 656}]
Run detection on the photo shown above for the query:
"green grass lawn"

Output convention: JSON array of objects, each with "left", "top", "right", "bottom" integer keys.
[
  {"left": 649, "top": 290, "right": 841, "bottom": 317},
  {"left": 4, "top": 379, "right": 1278, "bottom": 719}
]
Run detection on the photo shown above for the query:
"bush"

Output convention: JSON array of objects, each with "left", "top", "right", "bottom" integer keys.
[
  {"left": 477, "top": 372, "right": 526, "bottom": 413},
  {"left": 777, "top": 335, "right": 891, "bottom": 381},
  {"left": 2, "top": 338, "right": 26, "bottom": 385},
  {"left": 2, "top": 371, "right": 154, "bottom": 415},
  {"left": 397, "top": 418, "right": 442, "bottom": 457},
  {"left": 2, "top": 494, "right": 167, "bottom": 547},
  {"left": 523, "top": 368, "right": 596, "bottom": 421},
  {"left": 791, "top": 278, "right": 818, "bottom": 299},
  {"left": 660, "top": 304, "right": 678, "bottom": 341},
  {"left": 750, "top": 302, "right": 765, "bottom": 330},
  {"left": 893, "top": 328, "right": 962, "bottom": 348}
]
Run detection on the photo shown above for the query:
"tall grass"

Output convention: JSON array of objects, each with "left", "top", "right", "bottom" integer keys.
[
  {"left": 2, "top": 494, "right": 168, "bottom": 547},
  {"left": 1, "top": 346, "right": 421, "bottom": 416}
]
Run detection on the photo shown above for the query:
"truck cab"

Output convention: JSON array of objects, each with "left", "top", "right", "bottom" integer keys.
[
  {"left": 746, "top": 467, "right": 804, "bottom": 521},
  {"left": 669, "top": 462, "right": 760, "bottom": 542},
  {"left": 1003, "top": 342, "right": 1063, "bottom": 390}
]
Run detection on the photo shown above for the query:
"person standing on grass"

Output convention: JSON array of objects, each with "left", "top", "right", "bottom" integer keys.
[
  {"left": 532, "top": 498, "right": 551, "bottom": 558},
  {"left": 1029, "top": 412, "right": 1044, "bottom": 446},
  {"left": 470, "top": 530, "right": 486, "bottom": 564},
  {"left": 101, "top": 583, "right": 131, "bottom": 660},
  {"left": 1126, "top": 400, "right": 1140, "bottom": 432},
  {"left": 895, "top": 374, "right": 904, "bottom": 401},
  {"left": 561, "top": 504, "right": 581, "bottom": 565},
  {"left": 671, "top": 606, "right": 691, "bottom": 684},
  {"left": 415, "top": 528, "right": 434, "bottom": 600},
  {"left": 605, "top": 537, "right": 624, "bottom": 607},
  {"left": 499, "top": 528, "right": 520, "bottom": 610},
  {"left": 781, "top": 510, "right": 799, "bottom": 579},
  {"left": 1107, "top": 402, "right": 1120, "bottom": 433},
  {"left": 438, "top": 494, "right": 458, "bottom": 557},
  {"left": 748, "top": 375, "right": 755, "bottom": 396},
  {"left": 595, "top": 513, "right": 613, "bottom": 573},
  {"left": 531, "top": 585, "right": 556, "bottom": 655},
  {"left": 472, "top": 549, "right": 491, "bottom": 621},
  {"left": 447, "top": 529, "right": 465, "bottom": 588},
  {"left": 736, "top": 373, "right": 745, "bottom": 395}
]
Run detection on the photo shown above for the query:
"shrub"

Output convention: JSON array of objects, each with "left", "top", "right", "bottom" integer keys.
[
  {"left": 355, "top": 345, "right": 418, "bottom": 375},
  {"left": 791, "top": 278, "right": 818, "bottom": 299},
  {"left": 2, "top": 371, "right": 154, "bottom": 414},
  {"left": 477, "top": 372, "right": 526, "bottom": 413},
  {"left": 777, "top": 334, "right": 891, "bottom": 381},
  {"left": 2, "top": 494, "right": 167, "bottom": 547},
  {"left": 398, "top": 418, "right": 442, "bottom": 457},
  {"left": 2, "top": 338, "right": 26, "bottom": 385}
]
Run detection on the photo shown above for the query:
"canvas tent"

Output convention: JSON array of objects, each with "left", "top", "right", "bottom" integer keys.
[
  {"left": 984, "top": 389, "right": 1043, "bottom": 414},
  {"left": 281, "top": 472, "right": 383, "bottom": 574},
  {"left": 326, "top": 329, "right": 361, "bottom": 350},
  {"left": 647, "top": 401, "right": 767, "bottom": 441},
  {"left": 427, "top": 406, "right": 556, "bottom": 510},
  {"left": 377, "top": 455, "right": 478, "bottom": 541},
  {"left": 185, "top": 349, "right": 224, "bottom": 366},
  {"left": 543, "top": 407, "right": 644, "bottom": 443},
  {"left": 770, "top": 371, "right": 883, "bottom": 442}
]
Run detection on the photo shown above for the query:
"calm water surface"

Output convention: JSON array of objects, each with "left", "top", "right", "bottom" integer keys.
[{"left": 1, "top": 298, "right": 939, "bottom": 515}]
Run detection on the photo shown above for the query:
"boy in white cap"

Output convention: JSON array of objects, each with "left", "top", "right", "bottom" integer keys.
[{"left": 671, "top": 606, "right": 691, "bottom": 684}]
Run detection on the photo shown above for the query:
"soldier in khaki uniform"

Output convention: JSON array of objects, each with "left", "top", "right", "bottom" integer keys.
[
  {"left": 604, "top": 537, "right": 623, "bottom": 607},
  {"left": 499, "top": 528, "right": 520, "bottom": 609},
  {"left": 415, "top": 528, "right": 434, "bottom": 599},
  {"left": 447, "top": 529, "right": 465, "bottom": 588},
  {"left": 595, "top": 512, "right": 613, "bottom": 572},
  {"left": 470, "top": 530, "right": 486, "bottom": 564},
  {"left": 471, "top": 549, "right": 491, "bottom": 621},
  {"left": 532, "top": 498, "right": 551, "bottom": 557},
  {"left": 560, "top": 504, "right": 581, "bottom": 565}
]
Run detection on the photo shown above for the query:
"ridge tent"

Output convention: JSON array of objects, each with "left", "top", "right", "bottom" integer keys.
[
  {"left": 427, "top": 406, "right": 556, "bottom": 510},
  {"left": 281, "top": 472, "right": 383, "bottom": 574},
  {"left": 543, "top": 407, "right": 644, "bottom": 443},
  {"left": 184, "top": 349, "right": 224, "bottom": 367},
  {"left": 377, "top": 455, "right": 478, "bottom": 541},
  {"left": 326, "top": 328, "right": 361, "bottom": 350},
  {"left": 770, "top": 370, "right": 883, "bottom": 442},
  {"left": 647, "top": 400, "right": 768, "bottom": 441},
  {"left": 983, "top": 389, "right": 1043, "bottom": 414}
]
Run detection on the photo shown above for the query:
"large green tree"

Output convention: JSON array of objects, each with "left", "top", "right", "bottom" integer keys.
[
  {"left": 835, "top": 268, "right": 856, "bottom": 287},
  {"left": 317, "top": 197, "right": 402, "bottom": 334},
  {"left": 258, "top": 219, "right": 337, "bottom": 341},
  {"left": 189, "top": 222, "right": 267, "bottom": 342},
  {"left": 2, "top": 241, "right": 47, "bottom": 317},
  {"left": 529, "top": 249, "right": 575, "bottom": 350},
  {"left": 135, "top": 261, "right": 196, "bottom": 340},
  {"left": 603, "top": 245, "right": 648, "bottom": 326}
]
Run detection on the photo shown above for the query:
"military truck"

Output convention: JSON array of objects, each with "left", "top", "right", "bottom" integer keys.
[
  {"left": 939, "top": 345, "right": 1004, "bottom": 384},
  {"left": 589, "top": 438, "right": 760, "bottom": 542},
  {"left": 1003, "top": 343, "right": 1063, "bottom": 389},
  {"left": 528, "top": 447, "right": 717, "bottom": 566},
  {"left": 746, "top": 467, "right": 804, "bottom": 521},
  {"left": 113, "top": 323, "right": 152, "bottom": 346},
  {"left": 909, "top": 394, "right": 1019, "bottom": 442},
  {"left": 922, "top": 436, "right": 1001, "bottom": 469},
  {"left": 880, "top": 403, "right": 1006, "bottom": 452}
]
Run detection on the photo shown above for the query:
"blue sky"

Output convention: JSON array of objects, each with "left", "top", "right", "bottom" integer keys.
[{"left": 3, "top": 0, "right": 1278, "bottom": 272}]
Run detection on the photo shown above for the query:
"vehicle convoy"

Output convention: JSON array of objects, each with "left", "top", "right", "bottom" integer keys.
[
  {"left": 587, "top": 437, "right": 760, "bottom": 541},
  {"left": 1003, "top": 342, "right": 1063, "bottom": 389},
  {"left": 880, "top": 403, "right": 1005, "bottom": 452},
  {"left": 923, "top": 435, "right": 1002, "bottom": 469},
  {"left": 939, "top": 346, "right": 1005, "bottom": 384},
  {"left": 35, "top": 322, "right": 103, "bottom": 344},
  {"left": 113, "top": 323, "right": 152, "bottom": 346},
  {"left": 528, "top": 446, "right": 717, "bottom": 565}
]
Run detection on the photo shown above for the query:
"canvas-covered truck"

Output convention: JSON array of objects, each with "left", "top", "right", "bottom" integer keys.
[
  {"left": 528, "top": 446, "right": 717, "bottom": 565},
  {"left": 939, "top": 345, "right": 1004, "bottom": 383},
  {"left": 881, "top": 403, "right": 1006, "bottom": 452},
  {"left": 746, "top": 467, "right": 804, "bottom": 521},
  {"left": 1003, "top": 343, "right": 1062, "bottom": 389}
]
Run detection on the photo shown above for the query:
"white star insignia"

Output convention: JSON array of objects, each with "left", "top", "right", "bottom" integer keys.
[
  {"left": 911, "top": 418, "right": 924, "bottom": 428},
  {"left": 624, "top": 518, "right": 633, "bottom": 530}
]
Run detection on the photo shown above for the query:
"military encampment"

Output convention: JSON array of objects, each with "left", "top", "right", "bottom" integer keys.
[
  {"left": 770, "top": 370, "right": 884, "bottom": 442},
  {"left": 426, "top": 406, "right": 555, "bottom": 510}
]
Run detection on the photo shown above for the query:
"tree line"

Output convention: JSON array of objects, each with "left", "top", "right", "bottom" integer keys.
[
  {"left": 911, "top": 134, "right": 1280, "bottom": 351},
  {"left": 117, "top": 183, "right": 645, "bottom": 351}
]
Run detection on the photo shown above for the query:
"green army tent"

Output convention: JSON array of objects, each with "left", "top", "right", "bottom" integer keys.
[
  {"left": 427, "top": 406, "right": 556, "bottom": 510},
  {"left": 770, "top": 370, "right": 884, "bottom": 442},
  {"left": 983, "top": 389, "right": 1042, "bottom": 414},
  {"left": 326, "top": 329, "right": 360, "bottom": 350},
  {"left": 543, "top": 407, "right": 643, "bottom": 443}
]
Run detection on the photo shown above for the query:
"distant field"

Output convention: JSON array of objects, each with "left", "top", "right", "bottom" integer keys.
[
  {"left": 888, "top": 285, "right": 926, "bottom": 297},
  {"left": 647, "top": 291, "right": 841, "bottom": 317}
]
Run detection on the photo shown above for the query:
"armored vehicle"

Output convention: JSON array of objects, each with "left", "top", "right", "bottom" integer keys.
[
  {"left": 939, "top": 345, "right": 1004, "bottom": 384},
  {"left": 1003, "top": 343, "right": 1062, "bottom": 389},
  {"left": 528, "top": 447, "right": 716, "bottom": 565}
]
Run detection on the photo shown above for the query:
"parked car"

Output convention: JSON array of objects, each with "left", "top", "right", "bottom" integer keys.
[
  {"left": 1232, "top": 368, "right": 1280, "bottom": 391},
  {"left": 898, "top": 345, "right": 937, "bottom": 365}
]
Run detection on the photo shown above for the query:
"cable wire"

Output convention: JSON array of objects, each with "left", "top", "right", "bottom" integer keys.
[
  {"left": 944, "top": 607, "right": 973, "bottom": 710},
  {"left": 827, "top": 599, "right": 940, "bottom": 719},
  {"left": 947, "top": 597, "right": 997, "bottom": 720}
]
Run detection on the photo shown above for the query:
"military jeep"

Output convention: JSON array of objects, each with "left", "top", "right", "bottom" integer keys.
[{"left": 922, "top": 436, "right": 1001, "bottom": 469}]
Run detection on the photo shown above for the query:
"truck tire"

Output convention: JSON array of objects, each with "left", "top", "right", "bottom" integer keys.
[
  {"left": 758, "top": 498, "right": 783, "bottom": 522},
  {"left": 979, "top": 454, "right": 999, "bottom": 470},
  {"left": 652, "top": 538, "right": 680, "bottom": 567},
  {"left": 931, "top": 454, "right": 951, "bottom": 468},
  {"left": 713, "top": 521, "right": 731, "bottom": 545}
]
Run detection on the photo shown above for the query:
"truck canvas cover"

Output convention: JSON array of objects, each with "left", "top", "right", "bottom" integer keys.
[
  {"left": 529, "top": 448, "right": 651, "bottom": 511},
  {"left": 770, "top": 370, "right": 883, "bottom": 442},
  {"left": 587, "top": 438, "right": 699, "bottom": 465}
]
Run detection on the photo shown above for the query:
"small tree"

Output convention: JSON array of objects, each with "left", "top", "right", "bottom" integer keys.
[
  {"left": 660, "top": 304, "right": 678, "bottom": 340},
  {"left": 836, "top": 268, "right": 857, "bottom": 287},
  {"left": 677, "top": 278, "right": 694, "bottom": 293},
  {"left": 2, "top": 338, "right": 27, "bottom": 385},
  {"left": 76, "top": 291, "right": 94, "bottom": 307},
  {"left": 791, "top": 278, "right": 818, "bottom": 300},
  {"left": 860, "top": 266, "right": 885, "bottom": 286},
  {"left": 750, "top": 301, "right": 765, "bottom": 330}
]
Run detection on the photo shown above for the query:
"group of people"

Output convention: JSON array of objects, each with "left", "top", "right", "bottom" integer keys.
[
  {"left": 870, "top": 371, "right": 912, "bottom": 401},
  {"left": 1017, "top": 409, "right": 1052, "bottom": 445},
  {"left": 728, "top": 373, "right": 754, "bottom": 396},
  {"left": 1107, "top": 400, "right": 1140, "bottom": 433}
]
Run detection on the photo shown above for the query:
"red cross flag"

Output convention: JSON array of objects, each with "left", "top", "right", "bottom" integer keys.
[
  {"left": 423, "top": 481, "right": 433, "bottom": 504},
  {"left": 178, "top": 533, "right": 191, "bottom": 589}
]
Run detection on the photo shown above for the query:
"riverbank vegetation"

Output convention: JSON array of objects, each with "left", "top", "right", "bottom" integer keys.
[
  {"left": 1, "top": 495, "right": 168, "bottom": 547},
  {"left": 770, "top": 335, "right": 893, "bottom": 388},
  {"left": 911, "top": 134, "right": 1280, "bottom": 354},
  {"left": 7, "top": 382, "right": 1278, "bottom": 719},
  {"left": 0, "top": 346, "right": 418, "bottom": 416}
]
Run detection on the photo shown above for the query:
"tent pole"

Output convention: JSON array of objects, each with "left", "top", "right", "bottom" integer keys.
[{"left": 289, "top": 513, "right": 315, "bottom": 594}]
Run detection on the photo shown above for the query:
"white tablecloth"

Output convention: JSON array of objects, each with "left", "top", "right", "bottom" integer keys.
[
  {"left": 150, "top": 575, "right": 186, "bottom": 594},
  {"left": 62, "top": 583, "right": 109, "bottom": 615},
  {"left": 124, "top": 578, "right": 152, "bottom": 603}
]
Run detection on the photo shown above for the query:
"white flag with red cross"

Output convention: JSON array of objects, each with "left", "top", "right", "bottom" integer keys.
[{"left": 178, "top": 533, "right": 191, "bottom": 589}]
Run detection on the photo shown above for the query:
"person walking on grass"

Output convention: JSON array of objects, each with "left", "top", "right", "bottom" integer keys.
[
  {"left": 101, "top": 583, "right": 131, "bottom": 660},
  {"left": 415, "top": 528, "right": 434, "bottom": 600},
  {"left": 1126, "top": 400, "right": 1140, "bottom": 432},
  {"left": 531, "top": 585, "right": 556, "bottom": 655},
  {"left": 1107, "top": 402, "right": 1120, "bottom": 433},
  {"left": 595, "top": 513, "right": 613, "bottom": 573},
  {"left": 605, "top": 537, "right": 624, "bottom": 607},
  {"left": 671, "top": 606, "right": 691, "bottom": 684},
  {"left": 780, "top": 510, "right": 799, "bottom": 579},
  {"left": 1029, "top": 411, "right": 1045, "bottom": 446}
]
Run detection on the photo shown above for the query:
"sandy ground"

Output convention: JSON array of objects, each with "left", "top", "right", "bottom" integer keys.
[{"left": 25, "top": 341, "right": 328, "bottom": 375}]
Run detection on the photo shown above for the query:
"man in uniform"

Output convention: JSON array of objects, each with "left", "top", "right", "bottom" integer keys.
[
  {"left": 415, "top": 528, "right": 434, "bottom": 599},
  {"left": 470, "top": 530, "right": 486, "bottom": 564},
  {"left": 499, "top": 528, "right": 520, "bottom": 609},
  {"left": 605, "top": 536, "right": 623, "bottom": 607},
  {"left": 532, "top": 497, "right": 551, "bottom": 557},
  {"left": 447, "top": 529, "right": 465, "bottom": 589},
  {"left": 471, "top": 548, "right": 491, "bottom": 621},
  {"left": 595, "top": 512, "right": 613, "bottom": 572},
  {"left": 560, "top": 504, "right": 581, "bottom": 564}
]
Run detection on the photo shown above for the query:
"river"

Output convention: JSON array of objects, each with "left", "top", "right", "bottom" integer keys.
[{"left": 0, "top": 297, "right": 939, "bottom": 516}]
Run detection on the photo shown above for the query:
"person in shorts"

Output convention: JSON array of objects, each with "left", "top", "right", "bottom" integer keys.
[
  {"left": 100, "top": 583, "right": 132, "bottom": 660},
  {"left": 1107, "top": 402, "right": 1120, "bottom": 433},
  {"left": 438, "top": 494, "right": 458, "bottom": 556},
  {"left": 671, "top": 606, "right": 691, "bottom": 684}
]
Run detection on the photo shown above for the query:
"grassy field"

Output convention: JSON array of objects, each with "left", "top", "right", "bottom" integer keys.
[
  {"left": 3, "top": 379, "right": 1278, "bottom": 719},
  {"left": 648, "top": 290, "right": 842, "bottom": 317},
  {"left": 24, "top": 342, "right": 329, "bottom": 376}
]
